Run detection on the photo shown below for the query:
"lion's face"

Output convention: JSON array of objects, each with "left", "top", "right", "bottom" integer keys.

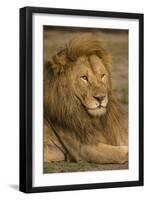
[{"left": 70, "top": 54, "right": 110, "bottom": 117}]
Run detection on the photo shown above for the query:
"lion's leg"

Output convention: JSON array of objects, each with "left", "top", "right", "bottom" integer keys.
[
  {"left": 44, "top": 123, "right": 66, "bottom": 163},
  {"left": 48, "top": 127, "right": 128, "bottom": 164},
  {"left": 44, "top": 143, "right": 65, "bottom": 162},
  {"left": 80, "top": 143, "right": 128, "bottom": 164}
]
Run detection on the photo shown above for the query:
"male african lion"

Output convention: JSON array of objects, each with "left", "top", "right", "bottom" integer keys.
[{"left": 44, "top": 35, "right": 128, "bottom": 164}]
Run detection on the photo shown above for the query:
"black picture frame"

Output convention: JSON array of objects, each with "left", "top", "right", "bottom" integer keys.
[{"left": 19, "top": 6, "right": 144, "bottom": 193}]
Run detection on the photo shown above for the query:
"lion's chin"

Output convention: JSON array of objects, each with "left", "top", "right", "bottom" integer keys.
[{"left": 87, "top": 107, "right": 106, "bottom": 117}]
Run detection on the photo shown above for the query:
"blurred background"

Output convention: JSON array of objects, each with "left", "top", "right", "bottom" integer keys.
[{"left": 43, "top": 26, "right": 128, "bottom": 173}]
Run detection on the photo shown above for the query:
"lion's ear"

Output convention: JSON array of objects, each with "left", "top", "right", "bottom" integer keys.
[{"left": 51, "top": 50, "right": 68, "bottom": 74}]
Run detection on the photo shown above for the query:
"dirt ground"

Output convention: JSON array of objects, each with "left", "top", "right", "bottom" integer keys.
[{"left": 43, "top": 27, "right": 128, "bottom": 173}]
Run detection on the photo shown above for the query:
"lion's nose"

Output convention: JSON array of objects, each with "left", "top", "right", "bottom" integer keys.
[{"left": 94, "top": 95, "right": 106, "bottom": 104}]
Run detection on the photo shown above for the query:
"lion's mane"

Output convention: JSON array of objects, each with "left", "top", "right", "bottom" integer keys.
[{"left": 44, "top": 35, "right": 127, "bottom": 146}]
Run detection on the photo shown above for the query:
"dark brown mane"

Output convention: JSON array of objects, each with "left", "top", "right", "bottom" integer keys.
[{"left": 44, "top": 36, "right": 127, "bottom": 145}]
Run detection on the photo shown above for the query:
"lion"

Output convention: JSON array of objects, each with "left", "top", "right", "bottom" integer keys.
[{"left": 44, "top": 35, "right": 128, "bottom": 164}]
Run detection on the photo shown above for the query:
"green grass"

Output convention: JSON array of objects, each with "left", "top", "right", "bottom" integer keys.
[{"left": 44, "top": 161, "right": 128, "bottom": 173}]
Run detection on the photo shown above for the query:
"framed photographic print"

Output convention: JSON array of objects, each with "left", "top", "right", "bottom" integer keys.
[{"left": 19, "top": 6, "right": 144, "bottom": 193}]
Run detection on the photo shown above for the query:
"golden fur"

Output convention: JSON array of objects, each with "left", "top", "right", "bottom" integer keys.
[{"left": 44, "top": 35, "right": 128, "bottom": 164}]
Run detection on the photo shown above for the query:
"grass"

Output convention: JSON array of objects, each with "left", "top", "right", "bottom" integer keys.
[
  {"left": 44, "top": 161, "right": 128, "bottom": 173},
  {"left": 121, "top": 86, "right": 128, "bottom": 104},
  {"left": 44, "top": 161, "right": 98, "bottom": 173}
]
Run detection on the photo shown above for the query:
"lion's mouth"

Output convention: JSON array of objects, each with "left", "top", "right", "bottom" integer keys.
[
  {"left": 87, "top": 105, "right": 107, "bottom": 110},
  {"left": 86, "top": 105, "right": 107, "bottom": 117}
]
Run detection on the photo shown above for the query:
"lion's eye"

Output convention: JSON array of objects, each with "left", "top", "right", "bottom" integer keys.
[
  {"left": 101, "top": 74, "right": 106, "bottom": 81},
  {"left": 81, "top": 76, "right": 88, "bottom": 82}
]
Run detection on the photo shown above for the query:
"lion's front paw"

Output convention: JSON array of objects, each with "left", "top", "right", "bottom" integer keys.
[{"left": 118, "top": 146, "right": 128, "bottom": 164}]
